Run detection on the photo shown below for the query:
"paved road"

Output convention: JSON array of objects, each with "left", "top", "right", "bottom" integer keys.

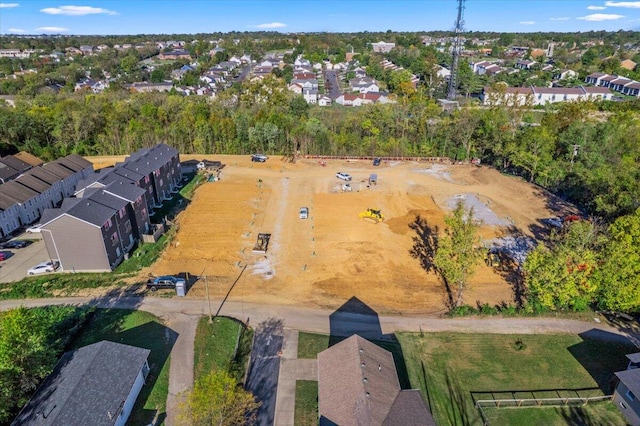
[
  {"left": 0, "top": 295, "right": 636, "bottom": 341},
  {"left": 245, "top": 319, "right": 284, "bottom": 426},
  {"left": 324, "top": 70, "right": 341, "bottom": 99}
]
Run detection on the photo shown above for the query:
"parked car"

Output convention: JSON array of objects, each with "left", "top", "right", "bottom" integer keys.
[
  {"left": 0, "top": 240, "right": 29, "bottom": 249},
  {"left": 299, "top": 207, "right": 309, "bottom": 219},
  {"left": 251, "top": 154, "right": 268, "bottom": 162},
  {"left": 373, "top": 158, "right": 381, "bottom": 166},
  {"left": 146, "top": 275, "right": 186, "bottom": 292},
  {"left": 0, "top": 252, "right": 6, "bottom": 261},
  {"left": 27, "top": 261, "right": 59, "bottom": 275},
  {"left": 336, "top": 172, "right": 352, "bottom": 181},
  {"left": 26, "top": 224, "right": 42, "bottom": 233}
]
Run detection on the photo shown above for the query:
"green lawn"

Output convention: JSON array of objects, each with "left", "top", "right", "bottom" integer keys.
[
  {"left": 70, "top": 309, "right": 174, "bottom": 425},
  {"left": 193, "top": 316, "right": 253, "bottom": 382},
  {"left": 397, "top": 332, "right": 635, "bottom": 426},
  {"left": 295, "top": 380, "right": 318, "bottom": 426},
  {"left": 297, "top": 332, "right": 330, "bottom": 359}
]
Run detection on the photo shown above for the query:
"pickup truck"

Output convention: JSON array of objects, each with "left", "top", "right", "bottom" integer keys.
[{"left": 146, "top": 275, "right": 185, "bottom": 292}]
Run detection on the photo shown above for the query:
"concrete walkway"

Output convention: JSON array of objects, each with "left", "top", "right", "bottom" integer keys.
[
  {"left": 161, "top": 313, "right": 198, "bottom": 426},
  {"left": 274, "top": 329, "right": 318, "bottom": 426}
]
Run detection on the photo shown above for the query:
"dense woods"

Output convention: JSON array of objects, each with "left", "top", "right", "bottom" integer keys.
[{"left": 1, "top": 86, "right": 638, "bottom": 221}]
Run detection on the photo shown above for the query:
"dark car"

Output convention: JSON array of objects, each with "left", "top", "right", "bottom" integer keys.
[
  {"left": 0, "top": 240, "right": 29, "bottom": 249},
  {"left": 251, "top": 154, "right": 268, "bottom": 162},
  {"left": 146, "top": 275, "right": 186, "bottom": 292},
  {"left": 373, "top": 158, "right": 381, "bottom": 166}
]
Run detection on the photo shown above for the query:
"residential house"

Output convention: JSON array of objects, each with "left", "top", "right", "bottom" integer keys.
[
  {"left": 74, "top": 78, "right": 108, "bottom": 93},
  {"left": 171, "top": 64, "right": 194, "bottom": 80},
  {"left": 158, "top": 49, "right": 191, "bottom": 60},
  {"left": 372, "top": 41, "right": 396, "bottom": 53},
  {"left": 302, "top": 88, "right": 318, "bottom": 104},
  {"left": 0, "top": 155, "right": 31, "bottom": 178},
  {"left": 12, "top": 341, "right": 150, "bottom": 426},
  {"left": 483, "top": 85, "right": 613, "bottom": 106},
  {"left": 79, "top": 45, "right": 95, "bottom": 55},
  {"left": 610, "top": 77, "right": 633, "bottom": 93},
  {"left": 585, "top": 72, "right": 608, "bottom": 86},
  {"left": 0, "top": 162, "right": 20, "bottom": 184},
  {"left": 515, "top": 59, "right": 536, "bottom": 70},
  {"left": 613, "top": 353, "right": 640, "bottom": 426},
  {"left": 318, "top": 95, "right": 332, "bottom": 106},
  {"left": 622, "top": 81, "right": 640, "bottom": 97},
  {"left": 554, "top": 69, "right": 577, "bottom": 80},
  {"left": 350, "top": 78, "right": 380, "bottom": 93},
  {"left": 585, "top": 73, "right": 640, "bottom": 98},
  {"left": 436, "top": 65, "right": 451, "bottom": 79},
  {"left": 129, "top": 82, "right": 174, "bottom": 93},
  {"left": 318, "top": 335, "right": 434, "bottom": 426}
]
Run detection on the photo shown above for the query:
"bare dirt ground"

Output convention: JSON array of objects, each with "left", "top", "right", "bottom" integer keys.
[{"left": 86, "top": 155, "right": 574, "bottom": 315}]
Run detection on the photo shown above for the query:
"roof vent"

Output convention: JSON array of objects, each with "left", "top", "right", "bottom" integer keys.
[
  {"left": 378, "top": 365, "right": 382, "bottom": 371},
  {"left": 365, "top": 392, "right": 370, "bottom": 398},
  {"left": 363, "top": 378, "right": 368, "bottom": 384},
  {"left": 361, "top": 362, "right": 365, "bottom": 368},
  {"left": 359, "top": 348, "right": 363, "bottom": 353}
]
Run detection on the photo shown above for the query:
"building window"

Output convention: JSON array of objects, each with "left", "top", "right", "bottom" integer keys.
[
  {"left": 141, "top": 208, "right": 147, "bottom": 218},
  {"left": 125, "top": 220, "right": 131, "bottom": 233},
  {"left": 111, "top": 232, "right": 119, "bottom": 244},
  {"left": 626, "top": 390, "right": 636, "bottom": 401},
  {"left": 104, "top": 218, "right": 112, "bottom": 229},
  {"left": 119, "top": 207, "right": 126, "bottom": 219}
]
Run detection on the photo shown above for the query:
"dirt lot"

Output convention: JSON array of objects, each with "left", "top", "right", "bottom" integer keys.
[{"left": 87, "top": 155, "right": 573, "bottom": 314}]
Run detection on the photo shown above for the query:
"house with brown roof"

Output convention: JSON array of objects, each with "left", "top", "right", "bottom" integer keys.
[
  {"left": 318, "top": 335, "right": 434, "bottom": 426},
  {"left": 13, "top": 151, "right": 44, "bottom": 167}
]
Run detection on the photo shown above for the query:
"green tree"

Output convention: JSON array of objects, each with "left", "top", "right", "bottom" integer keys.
[
  {"left": 594, "top": 209, "right": 640, "bottom": 312},
  {"left": 433, "top": 201, "right": 483, "bottom": 308},
  {"left": 178, "top": 370, "right": 259, "bottom": 426}
]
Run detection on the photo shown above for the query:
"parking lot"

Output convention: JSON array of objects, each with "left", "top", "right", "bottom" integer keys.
[{"left": 0, "top": 233, "right": 50, "bottom": 283}]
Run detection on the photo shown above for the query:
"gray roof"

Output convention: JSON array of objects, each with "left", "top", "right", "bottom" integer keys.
[
  {"left": 42, "top": 162, "right": 74, "bottom": 179},
  {"left": 82, "top": 187, "right": 129, "bottom": 212},
  {"left": 628, "top": 353, "right": 640, "bottom": 364},
  {"left": 12, "top": 340, "right": 150, "bottom": 426},
  {"left": 102, "top": 180, "right": 146, "bottom": 203},
  {"left": 64, "top": 154, "right": 93, "bottom": 170},
  {"left": 123, "top": 144, "right": 177, "bottom": 176},
  {"left": 15, "top": 174, "right": 50, "bottom": 193},
  {"left": 616, "top": 368, "right": 640, "bottom": 399},
  {"left": 0, "top": 163, "right": 19, "bottom": 182},
  {"left": 24, "top": 167, "right": 62, "bottom": 185},
  {"left": 54, "top": 157, "right": 84, "bottom": 173},
  {"left": 0, "top": 155, "right": 31, "bottom": 173},
  {"left": 318, "top": 335, "right": 400, "bottom": 426},
  {"left": 383, "top": 390, "right": 435, "bottom": 426},
  {"left": 63, "top": 197, "right": 117, "bottom": 228},
  {"left": 0, "top": 181, "right": 39, "bottom": 208}
]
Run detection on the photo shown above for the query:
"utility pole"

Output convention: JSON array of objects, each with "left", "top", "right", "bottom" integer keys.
[{"left": 447, "top": 0, "right": 466, "bottom": 100}]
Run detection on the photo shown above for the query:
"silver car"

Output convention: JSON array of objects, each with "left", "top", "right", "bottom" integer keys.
[{"left": 27, "top": 261, "right": 59, "bottom": 275}]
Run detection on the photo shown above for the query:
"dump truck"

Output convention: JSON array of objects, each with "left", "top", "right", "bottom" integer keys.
[{"left": 359, "top": 208, "right": 384, "bottom": 223}]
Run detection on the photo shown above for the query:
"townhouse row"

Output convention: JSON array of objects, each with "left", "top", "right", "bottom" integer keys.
[
  {"left": 585, "top": 73, "right": 640, "bottom": 98},
  {"left": 39, "top": 143, "right": 182, "bottom": 272}
]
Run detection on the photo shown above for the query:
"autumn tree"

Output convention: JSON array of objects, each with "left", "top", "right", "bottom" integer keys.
[
  {"left": 178, "top": 370, "right": 260, "bottom": 426},
  {"left": 433, "top": 201, "right": 483, "bottom": 308}
]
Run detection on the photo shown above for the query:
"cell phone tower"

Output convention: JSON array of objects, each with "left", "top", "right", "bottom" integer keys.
[{"left": 446, "top": 0, "right": 466, "bottom": 100}]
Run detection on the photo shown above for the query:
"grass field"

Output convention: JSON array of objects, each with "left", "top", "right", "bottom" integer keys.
[
  {"left": 193, "top": 316, "right": 253, "bottom": 382},
  {"left": 295, "top": 380, "right": 319, "bottom": 426},
  {"left": 397, "top": 332, "right": 636, "bottom": 425},
  {"left": 70, "top": 309, "right": 174, "bottom": 425}
]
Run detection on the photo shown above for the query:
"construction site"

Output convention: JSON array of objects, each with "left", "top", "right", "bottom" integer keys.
[{"left": 89, "top": 154, "right": 575, "bottom": 314}]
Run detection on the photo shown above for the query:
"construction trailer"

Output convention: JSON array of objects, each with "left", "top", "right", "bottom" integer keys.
[
  {"left": 369, "top": 174, "right": 378, "bottom": 185},
  {"left": 252, "top": 233, "right": 271, "bottom": 254}
]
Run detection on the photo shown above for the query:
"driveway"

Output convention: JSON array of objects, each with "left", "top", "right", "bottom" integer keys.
[
  {"left": 324, "top": 70, "right": 341, "bottom": 99},
  {"left": 245, "top": 319, "right": 284, "bottom": 426},
  {"left": 0, "top": 234, "right": 48, "bottom": 283}
]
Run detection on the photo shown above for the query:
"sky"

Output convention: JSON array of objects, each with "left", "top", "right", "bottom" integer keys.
[{"left": 0, "top": 0, "right": 639, "bottom": 35}]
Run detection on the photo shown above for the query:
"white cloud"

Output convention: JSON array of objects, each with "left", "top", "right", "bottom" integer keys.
[
  {"left": 520, "top": 20, "right": 536, "bottom": 25},
  {"left": 8, "top": 28, "right": 25, "bottom": 33},
  {"left": 577, "top": 13, "right": 625, "bottom": 20},
  {"left": 36, "top": 26, "right": 69, "bottom": 32},
  {"left": 0, "top": 3, "right": 20, "bottom": 8},
  {"left": 550, "top": 17, "right": 571, "bottom": 21},
  {"left": 587, "top": 5, "right": 607, "bottom": 9},
  {"left": 255, "top": 22, "right": 286, "bottom": 29},
  {"left": 40, "top": 5, "right": 117, "bottom": 16},
  {"left": 605, "top": 1, "right": 640, "bottom": 7}
]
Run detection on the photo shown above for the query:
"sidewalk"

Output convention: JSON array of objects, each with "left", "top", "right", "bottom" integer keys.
[{"left": 274, "top": 329, "right": 318, "bottom": 426}]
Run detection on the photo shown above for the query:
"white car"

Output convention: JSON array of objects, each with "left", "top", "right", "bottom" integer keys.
[
  {"left": 26, "top": 224, "right": 42, "bottom": 233},
  {"left": 299, "top": 207, "right": 309, "bottom": 219},
  {"left": 27, "top": 261, "right": 59, "bottom": 275},
  {"left": 336, "top": 172, "right": 352, "bottom": 181}
]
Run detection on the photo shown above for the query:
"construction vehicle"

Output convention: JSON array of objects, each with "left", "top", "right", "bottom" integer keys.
[
  {"left": 342, "top": 183, "right": 352, "bottom": 192},
  {"left": 252, "top": 233, "right": 271, "bottom": 254},
  {"left": 485, "top": 249, "right": 501, "bottom": 268},
  {"left": 359, "top": 208, "right": 384, "bottom": 223}
]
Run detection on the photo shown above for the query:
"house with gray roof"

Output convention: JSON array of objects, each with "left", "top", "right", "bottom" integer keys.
[
  {"left": 318, "top": 335, "right": 435, "bottom": 426},
  {"left": 614, "top": 353, "right": 640, "bottom": 425},
  {"left": 12, "top": 341, "right": 150, "bottom": 426}
]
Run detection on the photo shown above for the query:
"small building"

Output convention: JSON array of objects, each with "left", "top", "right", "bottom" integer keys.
[
  {"left": 371, "top": 41, "right": 396, "bottom": 53},
  {"left": 614, "top": 354, "right": 640, "bottom": 426},
  {"left": 12, "top": 341, "right": 150, "bottom": 426}
]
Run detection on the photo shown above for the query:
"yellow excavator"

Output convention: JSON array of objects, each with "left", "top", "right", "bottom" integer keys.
[{"left": 359, "top": 208, "right": 384, "bottom": 223}]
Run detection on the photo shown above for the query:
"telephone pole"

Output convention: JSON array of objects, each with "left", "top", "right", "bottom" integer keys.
[{"left": 447, "top": 0, "right": 466, "bottom": 100}]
